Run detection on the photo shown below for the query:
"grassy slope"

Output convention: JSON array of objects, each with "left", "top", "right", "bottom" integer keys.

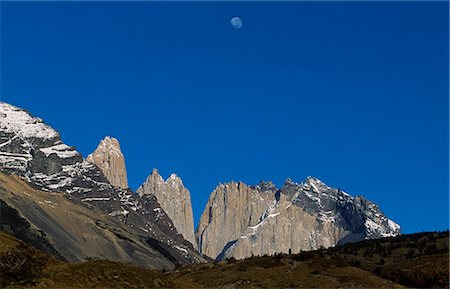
[
  {"left": 0, "top": 230, "right": 448, "bottom": 288},
  {"left": 0, "top": 231, "right": 175, "bottom": 288}
]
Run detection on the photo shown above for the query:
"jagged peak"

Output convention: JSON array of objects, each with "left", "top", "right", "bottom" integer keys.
[
  {"left": 99, "top": 136, "right": 120, "bottom": 147},
  {"left": 87, "top": 136, "right": 123, "bottom": 160},
  {"left": 305, "top": 175, "right": 320, "bottom": 182},
  {"left": 98, "top": 136, "right": 122, "bottom": 155},
  {"left": 303, "top": 176, "right": 331, "bottom": 191},
  {"left": 147, "top": 168, "right": 164, "bottom": 183},
  {"left": 282, "top": 178, "right": 300, "bottom": 188},
  {"left": 165, "top": 173, "right": 184, "bottom": 186},
  {"left": 142, "top": 169, "right": 188, "bottom": 188},
  {"left": 251, "top": 180, "right": 278, "bottom": 192},
  {"left": 167, "top": 173, "right": 180, "bottom": 180},
  {"left": 215, "top": 181, "right": 248, "bottom": 192},
  {"left": 86, "top": 135, "right": 128, "bottom": 189}
]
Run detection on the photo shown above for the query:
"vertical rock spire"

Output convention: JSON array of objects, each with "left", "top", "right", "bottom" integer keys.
[
  {"left": 137, "top": 169, "right": 195, "bottom": 245},
  {"left": 87, "top": 136, "right": 128, "bottom": 189}
]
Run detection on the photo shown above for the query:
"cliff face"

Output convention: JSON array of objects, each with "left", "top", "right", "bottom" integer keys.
[
  {"left": 195, "top": 181, "right": 274, "bottom": 259},
  {"left": 137, "top": 169, "right": 195, "bottom": 246},
  {"left": 196, "top": 177, "right": 400, "bottom": 260},
  {"left": 87, "top": 137, "right": 128, "bottom": 189}
]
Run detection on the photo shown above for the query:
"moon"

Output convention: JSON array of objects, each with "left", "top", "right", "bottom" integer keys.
[{"left": 230, "top": 17, "right": 243, "bottom": 29}]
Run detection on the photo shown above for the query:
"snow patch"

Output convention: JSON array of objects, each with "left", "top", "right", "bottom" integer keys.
[
  {"left": 82, "top": 197, "right": 111, "bottom": 202},
  {"left": 388, "top": 219, "right": 400, "bottom": 231},
  {"left": 47, "top": 177, "right": 74, "bottom": 189},
  {"left": 109, "top": 210, "right": 129, "bottom": 217},
  {"left": 175, "top": 245, "right": 188, "bottom": 254},
  {"left": 40, "top": 144, "right": 78, "bottom": 159}
]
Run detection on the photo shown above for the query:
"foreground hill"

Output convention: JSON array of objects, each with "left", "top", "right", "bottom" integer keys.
[{"left": 1, "top": 230, "right": 447, "bottom": 288}]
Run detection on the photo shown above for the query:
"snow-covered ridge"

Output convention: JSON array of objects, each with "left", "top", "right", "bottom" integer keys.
[
  {"left": 238, "top": 176, "right": 400, "bottom": 248},
  {"left": 0, "top": 102, "right": 59, "bottom": 140}
]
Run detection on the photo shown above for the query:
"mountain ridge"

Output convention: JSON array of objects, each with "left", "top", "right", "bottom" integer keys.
[{"left": 196, "top": 176, "right": 400, "bottom": 260}]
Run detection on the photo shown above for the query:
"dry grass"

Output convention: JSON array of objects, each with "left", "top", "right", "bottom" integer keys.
[
  {"left": 36, "top": 260, "right": 175, "bottom": 288},
  {"left": 1, "top": 230, "right": 448, "bottom": 288},
  {"left": 0, "top": 231, "right": 21, "bottom": 253},
  {"left": 169, "top": 252, "right": 404, "bottom": 288}
]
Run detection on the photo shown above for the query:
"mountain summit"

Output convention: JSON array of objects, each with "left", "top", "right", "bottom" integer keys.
[
  {"left": 87, "top": 136, "right": 128, "bottom": 189},
  {"left": 137, "top": 169, "right": 195, "bottom": 246}
]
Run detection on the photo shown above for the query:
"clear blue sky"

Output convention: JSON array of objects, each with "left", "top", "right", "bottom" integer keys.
[{"left": 1, "top": 1, "right": 448, "bottom": 234}]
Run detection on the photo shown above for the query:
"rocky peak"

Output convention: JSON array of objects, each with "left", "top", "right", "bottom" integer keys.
[
  {"left": 166, "top": 173, "right": 183, "bottom": 185},
  {"left": 281, "top": 178, "right": 299, "bottom": 196},
  {"left": 86, "top": 136, "right": 128, "bottom": 189},
  {"left": 251, "top": 180, "right": 277, "bottom": 192},
  {"left": 137, "top": 170, "right": 195, "bottom": 246},
  {"left": 138, "top": 168, "right": 165, "bottom": 194},
  {"left": 304, "top": 176, "right": 330, "bottom": 192}
]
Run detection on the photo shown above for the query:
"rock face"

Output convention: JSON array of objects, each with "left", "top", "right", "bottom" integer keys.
[
  {"left": 137, "top": 169, "right": 195, "bottom": 246},
  {"left": 87, "top": 136, "right": 128, "bottom": 189},
  {"left": 0, "top": 102, "right": 205, "bottom": 268},
  {"left": 196, "top": 177, "right": 400, "bottom": 260}
]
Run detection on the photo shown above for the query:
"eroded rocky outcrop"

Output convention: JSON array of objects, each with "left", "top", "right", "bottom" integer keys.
[
  {"left": 137, "top": 169, "right": 195, "bottom": 246},
  {"left": 87, "top": 136, "right": 128, "bottom": 189}
]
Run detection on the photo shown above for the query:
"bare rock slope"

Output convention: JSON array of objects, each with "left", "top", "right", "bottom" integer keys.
[{"left": 0, "top": 173, "right": 176, "bottom": 268}]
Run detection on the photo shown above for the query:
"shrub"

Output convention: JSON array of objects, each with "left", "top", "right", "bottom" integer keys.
[
  {"left": 237, "top": 264, "right": 248, "bottom": 272},
  {"left": 350, "top": 259, "right": 361, "bottom": 268},
  {"left": 226, "top": 257, "right": 237, "bottom": 264},
  {"left": 0, "top": 242, "right": 49, "bottom": 287}
]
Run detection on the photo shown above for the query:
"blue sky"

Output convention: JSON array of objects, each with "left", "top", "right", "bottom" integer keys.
[{"left": 1, "top": 1, "right": 448, "bottom": 233}]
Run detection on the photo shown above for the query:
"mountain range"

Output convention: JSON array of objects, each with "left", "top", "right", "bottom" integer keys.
[{"left": 0, "top": 101, "right": 400, "bottom": 268}]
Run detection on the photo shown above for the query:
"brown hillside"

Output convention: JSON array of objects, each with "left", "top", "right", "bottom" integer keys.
[{"left": 0, "top": 230, "right": 448, "bottom": 288}]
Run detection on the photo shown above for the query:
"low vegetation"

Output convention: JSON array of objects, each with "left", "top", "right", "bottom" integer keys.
[{"left": 0, "top": 230, "right": 448, "bottom": 288}]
